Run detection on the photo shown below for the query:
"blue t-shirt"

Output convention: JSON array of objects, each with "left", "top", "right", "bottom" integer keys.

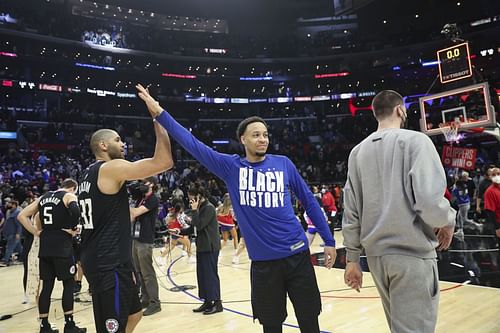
[
  {"left": 452, "top": 185, "right": 470, "bottom": 206},
  {"left": 155, "top": 111, "right": 335, "bottom": 261}
]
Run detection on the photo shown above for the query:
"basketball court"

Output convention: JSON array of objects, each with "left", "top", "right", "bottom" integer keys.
[{"left": 1, "top": 235, "right": 499, "bottom": 333}]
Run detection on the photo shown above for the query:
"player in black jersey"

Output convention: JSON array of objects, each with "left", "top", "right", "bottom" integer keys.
[
  {"left": 18, "top": 178, "right": 86, "bottom": 333},
  {"left": 78, "top": 84, "right": 173, "bottom": 333}
]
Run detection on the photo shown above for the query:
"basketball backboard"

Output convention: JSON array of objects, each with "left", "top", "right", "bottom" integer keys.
[{"left": 419, "top": 82, "right": 496, "bottom": 136}]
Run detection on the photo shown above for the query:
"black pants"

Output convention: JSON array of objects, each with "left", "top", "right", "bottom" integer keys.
[
  {"left": 21, "top": 234, "right": 34, "bottom": 291},
  {"left": 196, "top": 251, "right": 221, "bottom": 301},
  {"left": 250, "top": 250, "right": 321, "bottom": 327}
]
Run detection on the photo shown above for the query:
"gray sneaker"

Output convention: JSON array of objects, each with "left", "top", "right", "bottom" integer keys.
[{"left": 143, "top": 303, "right": 161, "bottom": 316}]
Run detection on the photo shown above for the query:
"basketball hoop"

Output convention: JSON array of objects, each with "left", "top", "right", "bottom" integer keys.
[{"left": 439, "top": 121, "right": 460, "bottom": 143}]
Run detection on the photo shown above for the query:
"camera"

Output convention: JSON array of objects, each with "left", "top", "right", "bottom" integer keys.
[{"left": 128, "top": 180, "right": 149, "bottom": 200}]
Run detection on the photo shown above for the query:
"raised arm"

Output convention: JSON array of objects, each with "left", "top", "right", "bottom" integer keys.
[
  {"left": 137, "top": 85, "right": 232, "bottom": 179},
  {"left": 99, "top": 86, "right": 174, "bottom": 191}
]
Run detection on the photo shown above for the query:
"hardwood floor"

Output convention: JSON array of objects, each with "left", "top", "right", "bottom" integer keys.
[{"left": 1, "top": 238, "right": 499, "bottom": 333}]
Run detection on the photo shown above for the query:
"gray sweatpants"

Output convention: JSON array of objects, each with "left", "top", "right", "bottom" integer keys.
[{"left": 367, "top": 255, "right": 439, "bottom": 333}]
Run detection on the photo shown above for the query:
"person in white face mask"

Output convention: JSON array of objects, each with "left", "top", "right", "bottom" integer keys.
[{"left": 484, "top": 167, "right": 500, "bottom": 250}]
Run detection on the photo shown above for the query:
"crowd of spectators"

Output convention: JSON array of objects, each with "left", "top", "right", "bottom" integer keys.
[{"left": 1, "top": 0, "right": 493, "bottom": 59}]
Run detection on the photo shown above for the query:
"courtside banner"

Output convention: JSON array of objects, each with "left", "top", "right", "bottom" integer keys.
[{"left": 441, "top": 145, "right": 477, "bottom": 170}]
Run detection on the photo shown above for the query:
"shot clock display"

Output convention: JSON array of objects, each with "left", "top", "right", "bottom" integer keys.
[{"left": 437, "top": 42, "right": 473, "bottom": 84}]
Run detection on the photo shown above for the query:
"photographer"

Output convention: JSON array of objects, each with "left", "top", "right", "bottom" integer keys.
[{"left": 130, "top": 176, "right": 161, "bottom": 316}]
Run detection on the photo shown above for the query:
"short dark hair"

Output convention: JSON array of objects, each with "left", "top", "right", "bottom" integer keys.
[
  {"left": 371, "top": 90, "right": 404, "bottom": 120},
  {"left": 236, "top": 116, "right": 268, "bottom": 140},
  {"left": 187, "top": 182, "right": 208, "bottom": 199},
  {"left": 61, "top": 178, "right": 78, "bottom": 190},
  {"left": 144, "top": 176, "right": 159, "bottom": 192},
  {"left": 90, "top": 129, "right": 117, "bottom": 155}
]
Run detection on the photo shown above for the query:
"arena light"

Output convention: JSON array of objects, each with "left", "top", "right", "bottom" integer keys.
[
  {"left": 311, "top": 95, "right": 330, "bottom": 101},
  {"left": 75, "top": 62, "right": 115, "bottom": 71},
  {"left": 230, "top": 98, "right": 249, "bottom": 104},
  {"left": 240, "top": 76, "right": 273, "bottom": 81},
  {"left": 162, "top": 73, "right": 197, "bottom": 79},
  {"left": 0, "top": 131, "right": 17, "bottom": 140},
  {"left": 204, "top": 48, "right": 227, "bottom": 54},
  {"left": 294, "top": 96, "right": 312, "bottom": 102},
  {"left": 39, "top": 84, "right": 62, "bottom": 92},
  {"left": 422, "top": 60, "right": 440, "bottom": 67},
  {"left": 314, "top": 72, "right": 350, "bottom": 79},
  {"left": 0, "top": 52, "right": 17, "bottom": 57}
]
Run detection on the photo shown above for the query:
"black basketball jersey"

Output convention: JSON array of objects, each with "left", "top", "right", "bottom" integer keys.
[
  {"left": 78, "top": 161, "right": 132, "bottom": 285},
  {"left": 38, "top": 190, "right": 73, "bottom": 257}
]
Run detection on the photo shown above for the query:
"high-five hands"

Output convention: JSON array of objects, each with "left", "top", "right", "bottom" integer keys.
[{"left": 136, "top": 84, "right": 163, "bottom": 118}]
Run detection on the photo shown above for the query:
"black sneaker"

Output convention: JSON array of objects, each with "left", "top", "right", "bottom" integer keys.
[
  {"left": 141, "top": 299, "right": 150, "bottom": 309},
  {"left": 64, "top": 322, "right": 87, "bottom": 333},
  {"left": 203, "top": 300, "right": 223, "bottom": 315},
  {"left": 39, "top": 325, "right": 58, "bottom": 333},
  {"left": 143, "top": 303, "right": 161, "bottom": 316},
  {"left": 192, "top": 301, "right": 211, "bottom": 313}
]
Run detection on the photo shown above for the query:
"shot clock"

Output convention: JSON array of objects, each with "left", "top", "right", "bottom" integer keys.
[{"left": 437, "top": 42, "right": 473, "bottom": 84}]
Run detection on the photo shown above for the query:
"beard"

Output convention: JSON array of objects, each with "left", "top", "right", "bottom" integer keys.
[
  {"left": 108, "top": 147, "right": 124, "bottom": 160},
  {"left": 255, "top": 151, "right": 266, "bottom": 157}
]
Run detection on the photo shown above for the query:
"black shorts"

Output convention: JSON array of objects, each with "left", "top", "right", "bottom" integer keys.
[
  {"left": 91, "top": 269, "right": 142, "bottom": 333},
  {"left": 39, "top": 256, "right": 76, "bottom": 281},
  {"left": 250, "top": 250, "right": 321, "bottom": 326}
]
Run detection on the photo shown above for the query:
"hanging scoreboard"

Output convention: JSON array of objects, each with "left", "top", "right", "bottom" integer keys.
[{"left": 437, "top": 42, "right": 473, "bottom": 84}]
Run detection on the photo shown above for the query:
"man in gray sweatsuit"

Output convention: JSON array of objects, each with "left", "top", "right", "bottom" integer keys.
[{"left": 342, "top": 90, "right": 456, "bottom": 333}]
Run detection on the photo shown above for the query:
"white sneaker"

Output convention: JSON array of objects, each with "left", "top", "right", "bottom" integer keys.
[
  {"left": 188, "top": 256, "right": 197, "bottom": 264},
  {"left": 22, "top": 293, "right": 29, "bottom": 304},
  {"left": 231, "top": 256, "right": 239, "bottom": 265},
  {"left": 181, "top": 250, "right": 188, "bottom": 257},
  {"left": 454, "top": 229, "right": 464, "bottom": 240}
]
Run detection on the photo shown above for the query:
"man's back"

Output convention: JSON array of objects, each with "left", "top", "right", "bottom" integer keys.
[
  {"left": 344, "top": 128, "right": 451, "bottom": 258},
  {"left": 38, "top": 190, "right": 73, "bottom": 257}
]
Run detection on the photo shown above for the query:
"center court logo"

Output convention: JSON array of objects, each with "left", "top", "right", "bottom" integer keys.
[{"left": 105, "top": 319, "right": 119, "bottom": 333}]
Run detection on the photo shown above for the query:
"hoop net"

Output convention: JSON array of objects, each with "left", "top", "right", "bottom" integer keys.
[{"left": 439, "top": 121, "right": 460, "bottom": 143}]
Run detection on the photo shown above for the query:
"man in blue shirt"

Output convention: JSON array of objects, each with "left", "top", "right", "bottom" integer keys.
[{"left": 137, "top": 86, "right": 336, "bottom": 333}]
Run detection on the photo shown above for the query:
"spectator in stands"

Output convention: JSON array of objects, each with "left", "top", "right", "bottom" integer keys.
[
  {"left": 452, "top": 171, "right": 482, "bottom": 237},
  {"left": 0, "top": 199, "right": 21, "bottom": 266},
  {"left": 217, "top": 193, "right": 238, "bottom": 251},
  {"left": 477, "top": 165, "right": 495, "bottom": 216},
  {"left": 484, "top": 167, "right": 500, "bottom": 254}
]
